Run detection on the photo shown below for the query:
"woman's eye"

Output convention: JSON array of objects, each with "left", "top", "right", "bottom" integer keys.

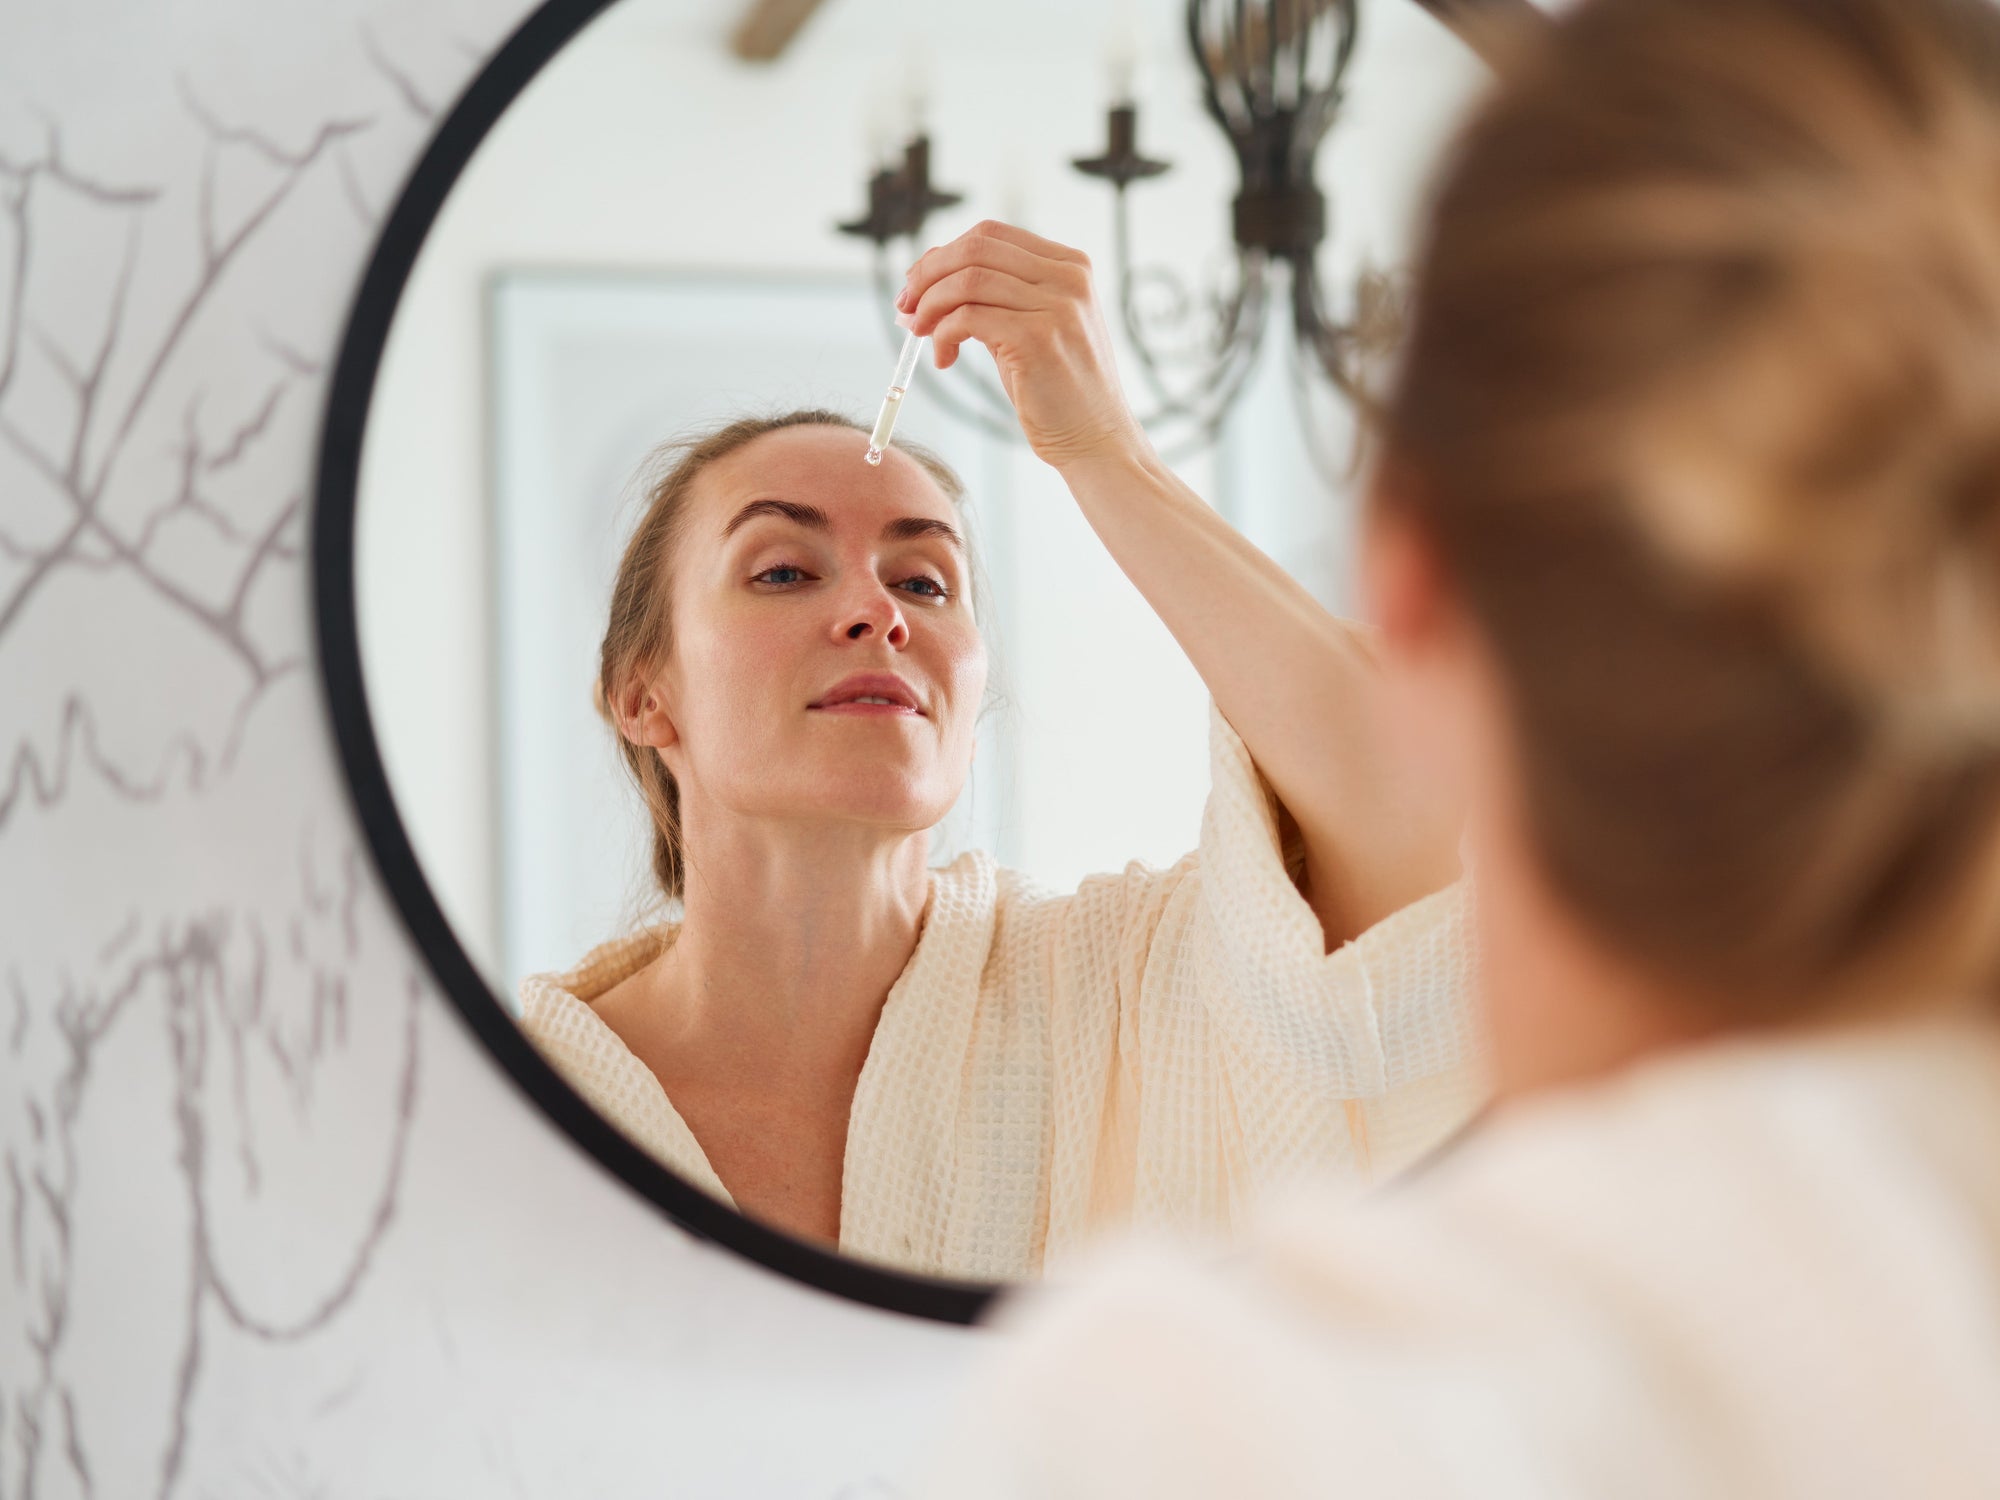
[
  {"left": 897, "top": 575, "right": 950, "bottom": 600},
  {"left": 752, "top": 564, "right": 810, "bottom": 586}
]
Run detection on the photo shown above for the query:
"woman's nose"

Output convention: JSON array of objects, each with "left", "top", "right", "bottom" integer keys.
[{"left": 837, "top": 584, "right": 910, "bottom": 649}]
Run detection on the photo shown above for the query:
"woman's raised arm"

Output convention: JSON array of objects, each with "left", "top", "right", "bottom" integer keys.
[{"left": 900, "top": 220, "right": 1459, "bottom": 949}]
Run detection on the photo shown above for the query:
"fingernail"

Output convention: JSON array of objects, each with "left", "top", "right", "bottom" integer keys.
[{"left": 895, "top": 285, "right": 913, "bottom": 311}]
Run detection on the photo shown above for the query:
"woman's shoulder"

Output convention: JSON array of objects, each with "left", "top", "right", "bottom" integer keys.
[
  {"left": 516, "top": 925, "right": 676, "bottom": 1051},
  {"left": 1267, "top": 1017, "right": 2000, "bottom": 1267},
  {"left": 1240, "top": 1019, "right": 2000, "bottom": 1373},
  {"left": 520, "top": 925, "right": 673, "bottom": 1007},
  {"left": 513, "top": 926, "right": 736, "bottom": 1207}
]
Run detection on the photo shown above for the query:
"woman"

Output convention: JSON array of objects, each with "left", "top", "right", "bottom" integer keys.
[
  {"left": 922, "top": 0, "right": 2000, "bottom": 1489},
  {"left": 517, "top": 234, "right": 1482, "bottom": 1281}
]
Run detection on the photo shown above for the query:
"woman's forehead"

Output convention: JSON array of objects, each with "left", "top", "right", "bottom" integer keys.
[{"left": 696, "top": 424, "right": 954, "bottom": 531}]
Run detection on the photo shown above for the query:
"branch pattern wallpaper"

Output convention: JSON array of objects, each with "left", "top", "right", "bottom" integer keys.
[{"left": 0, "top": 3, "right": 971, "bottom": 1495}]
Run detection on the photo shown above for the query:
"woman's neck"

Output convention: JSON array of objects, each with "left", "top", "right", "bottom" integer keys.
[
  {"left": 650, "top": 810, "right": 935, "bottom": 1082},
  {"left": 1475, "top": 817, "right": 1723, "bottom": 1105}
]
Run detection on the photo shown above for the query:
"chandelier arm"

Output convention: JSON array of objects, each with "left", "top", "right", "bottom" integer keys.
[
  {"left": 1300, "top": 87, "right": 1340, "bottom": 153},
  {"left": 1295, "top": 9, "right": 1350, "bottom": 161},
  {"left": 1120, "top": 296, "right": 1267, "bottom": 430},
  {"left": 1193, "top": 256, "right": 1275, "bottom": 411},
  {"left": 1200, "top": 0, "right": 1248, "bottom": 141},
  {"left": 1179, "top": 267, "right": 1275, "bottom": 424},
  {"left": 1287, "top": 2, "right": 1356, "bottom": 169},
  {"left": 1118, "top": 320, "right": 1269, "bottom": 452},
  {"left": 1233, "top": 1, "right": 1256, "bottom": 115},
  {"left": 1147, "top": 335, "right": 1268, "bottom": 437},
  {"left": 1212, "top": 248, "right": 1269, "bottom": 350},
  {"left": 1287, "top": 327, "right": 1369, "bottom": 487},
  {"left": 1110, "top": 190, "right": 1273, "bottom": 426},
  {"left": 1203, "top": 312, "right": 1280, "bottom": 427},
  {"left": 1264, "top": 0, "right": 1282, "bottom": 111},
  {"left": 1150, "top": 323, "right": 1279, "bottom": 464},
  {"left": 1290, "top": 0, "right": 1312, "bottom": 112},
  {"left": 1131, "top": 271, "right": 1279, "bottom": 458},
  {"left": 1296, "top": 256, "right": 1382, "bottom": 415},
  {"left": 1187, "top": 0, "right": 1228, "bottom": 134},
  {"left": 1109, "top": 188, "right": 1204, "bottom": 415},
  {"left": 1304, "top": 22, "right": 1346, "bottom": 144}
]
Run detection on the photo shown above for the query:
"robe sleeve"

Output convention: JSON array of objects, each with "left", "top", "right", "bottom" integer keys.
[{"left": 1038, "top": 705, "right": 1485, "bottom": 1257}]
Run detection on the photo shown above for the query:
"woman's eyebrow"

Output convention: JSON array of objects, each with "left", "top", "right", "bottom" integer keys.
[
  {"left": 722, "top": 498, "right": 829, "bottom": 537},
  {"left": 884, "top": 516, "right": 964, "bottom": 551}
]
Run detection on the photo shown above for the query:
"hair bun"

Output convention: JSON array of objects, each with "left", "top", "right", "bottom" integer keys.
[{"left": 1629, "top": 275, "right": 2000, "bottom": 757}]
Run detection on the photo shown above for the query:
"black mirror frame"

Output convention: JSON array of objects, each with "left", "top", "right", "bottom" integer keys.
[
  {"left": 313, "top": 0, "right": 1531, "bottom": 1330},
  {"left": 310, "top": 0, "right": 1000, "bottom": 1326}
]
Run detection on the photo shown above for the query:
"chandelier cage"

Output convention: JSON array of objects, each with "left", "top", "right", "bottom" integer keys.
[{"left": 836, "top": 0, "right": 1451, "bottom": 477}]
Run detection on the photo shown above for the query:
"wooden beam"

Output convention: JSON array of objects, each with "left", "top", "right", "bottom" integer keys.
[{"left": 729, "top": 0, "right": 830, "bottom": 62}]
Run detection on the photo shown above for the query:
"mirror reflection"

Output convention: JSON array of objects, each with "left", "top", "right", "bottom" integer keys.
[{"left": 357, "top": 0, "right": 1495, "bottom": 1280}]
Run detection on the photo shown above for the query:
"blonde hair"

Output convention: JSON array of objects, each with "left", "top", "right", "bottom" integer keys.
[
  {"left": 599, "top": 410, "right": 970, "bottom": 903},
  {"left": 1385, "top": 0, "right": 2000, "bottom": 1013}
]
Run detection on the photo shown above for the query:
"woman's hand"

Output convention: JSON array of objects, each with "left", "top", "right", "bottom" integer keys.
[{"left": 899, "top": 221, "right": 1149, "bottom": 473}]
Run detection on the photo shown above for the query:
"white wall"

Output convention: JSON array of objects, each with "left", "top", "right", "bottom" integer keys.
[{"left": 356, "top": 0, "right": 1487, "bottom": 983}]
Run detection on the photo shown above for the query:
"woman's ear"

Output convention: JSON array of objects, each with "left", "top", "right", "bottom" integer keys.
[
  {"left": 611, "top": 670, "right": 678, "bottom": 752},
  {"left": 1361, "top": 474, "right": 1497, "bottom": 869},
  {"left": 1362, "top": 503, "right": 1454, "bottom": 665}
]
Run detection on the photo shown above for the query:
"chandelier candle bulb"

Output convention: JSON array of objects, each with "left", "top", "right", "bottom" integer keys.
[{"left": 864, "top": 329, "right": 927, "bottom": 466}]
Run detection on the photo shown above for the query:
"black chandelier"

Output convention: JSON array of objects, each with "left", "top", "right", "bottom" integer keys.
[{"left": 836, "top": 0, "right": 1534, "bottom": 469}]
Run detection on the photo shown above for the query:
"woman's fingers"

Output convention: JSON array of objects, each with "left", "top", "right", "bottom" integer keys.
[
  {"left": 908, "top": 265, "right": 1046, "bottom": 339},
  {"left": 969, "top": 220, "right": 1091, "bottom": 267},
  {"left": 927, "top": 303, "right": 1021, "bottom": 371},
  {"left": 901, "top": 221, "right": 1086, "bottom": 312},
  {"left": 927, "top": 295, "right": 1090, "bottom": 375}
]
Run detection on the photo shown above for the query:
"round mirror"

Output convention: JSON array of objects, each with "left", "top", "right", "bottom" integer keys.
[{"left": 316, "top": 0, "right": 1501, "bottom": 1320}]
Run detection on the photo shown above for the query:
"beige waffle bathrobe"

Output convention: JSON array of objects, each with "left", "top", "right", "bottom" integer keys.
[{"left": 519, "top": 711, "right": 1483, "bottom": 1281}]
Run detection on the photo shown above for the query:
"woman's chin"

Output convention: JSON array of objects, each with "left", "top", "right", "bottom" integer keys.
[
  {"left": 721, "top": 746, "right": 968, "bottom": 834},
  {"left": 799, "top": 776, "right": 962, "bottom": 834}
]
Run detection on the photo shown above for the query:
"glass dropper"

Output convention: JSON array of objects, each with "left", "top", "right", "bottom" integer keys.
[{"left": 864, "top": 328, "right": 927, "bottom": 466}]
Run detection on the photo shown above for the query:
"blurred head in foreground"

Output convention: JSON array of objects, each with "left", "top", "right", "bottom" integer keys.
[{"left": 1371, "top": 0, "right": 2000, "bottom": 1087}]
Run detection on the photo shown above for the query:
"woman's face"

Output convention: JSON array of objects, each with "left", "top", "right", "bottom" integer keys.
[{"left": 644, "top": 424, "right": 987, "bottom": 840}]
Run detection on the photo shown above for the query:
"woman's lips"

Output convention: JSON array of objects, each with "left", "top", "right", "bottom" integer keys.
[
  {"left": 812, "top": 698, "right": 923, "bottom": 716},
  {"left": 810, "top": 673, "right": 925, "bottom": 716}
]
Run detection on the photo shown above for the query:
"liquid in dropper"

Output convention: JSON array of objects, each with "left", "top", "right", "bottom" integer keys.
[{"left": 864, "top": 330, "right": 926, "bottom": 466}]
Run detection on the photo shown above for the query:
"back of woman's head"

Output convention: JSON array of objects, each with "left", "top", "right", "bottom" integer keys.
[{"left": 1386, "top": 0, "right": 2000, "bottom": 1013}]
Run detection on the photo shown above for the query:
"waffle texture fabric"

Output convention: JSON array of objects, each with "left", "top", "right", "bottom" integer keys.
[
  {"left": 518, "top": 708, "right": 1485, "bottom": 1281},
  {"left": 922, "top": 1017, "right": 2000, "bottom": 1498}
]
